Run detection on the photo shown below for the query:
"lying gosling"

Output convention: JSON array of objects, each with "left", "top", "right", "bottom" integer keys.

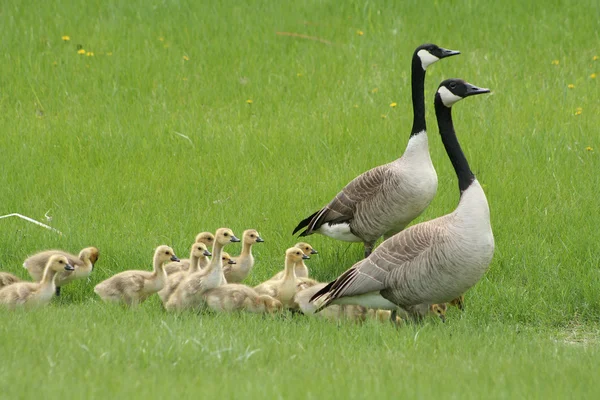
[
  {"left": 203, "top": 284, "right": 282, "bottom": 314},
  {"left": 94, "top": 245, "right": 179, "bottom": 306},
  {"left": 165, "top": 228, "right": 240, "bottom": 312},
  {"left": 159, "top": 243, "right": 211, "bottom": 304},
  {"left": 449, "top": 295, "right": 465, "bottom": 310},
  {"left": 270, "top": 242, "right": 317, "bottom": 280},
  {"left": 23, "top": 247, "right": 99, "bottom": 296},
  {"left": 0, "top": 272, "right": 22, "bottom": 289},
  {"left": 0, "top": 255, "right": 74, "bottom": 309},
  {"left": 164, "top": 232, "right": 215, "bottom": 275},
  {"left": 224, "top": 229, "right": 264, "bottom": 283},
  {"left": 254, "top": 247, "right": 309, "bottom": 309}
]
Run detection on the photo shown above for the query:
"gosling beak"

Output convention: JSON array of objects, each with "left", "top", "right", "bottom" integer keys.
[
  {"left": 228, "top": 259, "right": 236, "bottom": 265},
  {"left": 203, "top": 250, "right": 212, "bottom": 257},
  {"left": 230, "top": 235, "right": 241, "bottom": 243},
  {"left": 310, "top": 249, "right": 318, "bottom": 255},
  {"left": 170, "top": 255, "right": 180, "bottom": 262},
  {"left": 65, "top": 264, "right": 75, "bottom": 271},
  {"left": 439, "top": 314, "right": 446, "bottom": 323},
  {"left": 440, "top": 47, "right": 460, "bottom": 58},
  {"left": 256, "top": 236, "right": 264, "bottom": 243},
  {"left": 302, "top": 254, "right": 310, "bottom": 260}
]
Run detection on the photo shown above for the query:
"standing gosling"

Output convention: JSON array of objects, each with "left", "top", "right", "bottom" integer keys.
[
  {"left": 165, "top": 228, "right": 240, "bottom": 312},
  {"left": 94, "top": 245, "right": 179, "bottom": 306},
  {"left": 164, "top": 232, "right": 215, "bottom": 275},
  {"left": 0, "top": 255, "right": 74, "bottom": 309},
  {"left": 23, "top": 247, "right": 99, "bottom": 296},
  {"left": 203, "top": 284, "right": 282, "bottom": 314},
  {"left": 0, "top": 272, "right": 22, "bottom": 289},
  {"left": 271, "top": 242, "right": 317, "bottom": 280},
  {"left": 224, "top": 229, "right": 264, "bottom": 283},
  {"left": 254, "top": 247, "right": 309, "bottom": 309},
  {"left": 159, "top": 243, "right": 211, "bottom": 304}
]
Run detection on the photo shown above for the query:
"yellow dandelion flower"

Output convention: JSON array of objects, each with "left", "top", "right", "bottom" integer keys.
[
  {"left": 357, "top": 30, "right": 364, "bottom": 36},
  {"left": 593, "top": 56, "right": 598, "bottom": 61},
  {"left": 159, "top": 37, "right": 165, "bottom": 42},
  {"left": 567, "top": 84, "right": 574, "bottom": 89},
  {"left": 591, "top": 73, "right": 597, "bottom": 79},
  {"left": 61, "top": 35, "right": 70, "bottom": 41},
  {"left": 183, "top": 55, "right": 190, "bottom": 61},
  {"left": 390, "top": 102, "right": 397, "bottom": 108},
  {"left": 371, "top": 88, "right": 378, "bottom": 94},
  {"left": 107, "top": 52, "right": 113, "bottom": 56},
  {"left": 551, "top": 60, "right": 559, "bottom": 65},
  {"left": 575, "top": 110, "right": 582, "bottom": 116},
  {"left": 381, "top": 114, "right": 387, "bottom": 119},
  {"left": 246, "top": 99, "right": 253, "bottom": 104},
  {"left": 586, "top": 146, "right": 593, "bottom": 151},
  {"left": 86, "top": 52, "right": 94, "bottom": 57},
  {"left": 77, "top": 49, "right": 85, "bottom": 55}
]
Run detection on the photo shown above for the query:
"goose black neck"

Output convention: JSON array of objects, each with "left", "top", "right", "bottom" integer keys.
[
  {"left": 410, "top": 57, "right": 427, "bottom": 137},
  {"left": 434, "top": 95, "right": 475, "bottom": 193}
]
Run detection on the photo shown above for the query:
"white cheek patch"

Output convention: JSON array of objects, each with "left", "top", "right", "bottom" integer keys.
[
  {"left": 437, "top": 86, "right": 463, "bottom": 107},
  {"left": 417, "top": 49, "right": 440, "bottom": 70}
]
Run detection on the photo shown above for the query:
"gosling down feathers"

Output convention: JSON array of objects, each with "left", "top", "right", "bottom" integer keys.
[
  {"left": 224, "top": 229, "right": 264, "bottom": 283},
  {"left": 94, "top": 245, "right": 179, "bottom": 306},
  {"left": 0, "top": 255, "right": 74, "bottom": 309},
  {"left": 271, "top": 242, "right": 317, "bottom": 281},
  {"left": 159, "top": 242, "right": 212, "bottom": 304},
  {"left": 310, "top": 79, "right": 494, "bottom": 320},
  {"left": 23, "top": 247, "right": 99, "bottom": 296},
  {"left": 293, "top": 44, "right": 460, "bottom": 258},
  {"left": 0, "top": 272, "right": 22, "bottom": 289},
  {"left": 164, "top": 232, "right": 215, "bottom": 275},
  {"left": 202, "top": 284, "right": 282, "bottom": 314}
]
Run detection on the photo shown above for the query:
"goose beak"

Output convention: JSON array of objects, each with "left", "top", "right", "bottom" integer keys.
[
  {"left": 203, "top": 250, "right": 212, "bottom": 257},
  {"left": 230, "top": 235, "right": 241, "bottom": 243},
  {"left": 439, "top": 314, "right": 446, "bottom": 323},
  {"left": 302, "top": 254, "right": 310, "bottom": 260},
  {"left": 170, "top": 255, "right": 180, "bottom": 262},
  {"left": 310, "top": 249, "right": 318, "bottom": 255},
  {"left": 464, "top": 83, "right": 491, "bottom": 97},
  {"left": 440, "top": 47, "right": 460, "bottom": 58},
  {"left": 256, "top": 236, "right": 264, "bottom": 243},
  {"left": 227, "top": 259, "right": 236, "bottom": 265},
  {"left": 65, "top": 264, "right": 75, "bottom": 271}
]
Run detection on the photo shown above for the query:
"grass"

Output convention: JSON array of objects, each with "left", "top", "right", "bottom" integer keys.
[{"left": 0, "top": 0, "right": 599, "bottom": 398}]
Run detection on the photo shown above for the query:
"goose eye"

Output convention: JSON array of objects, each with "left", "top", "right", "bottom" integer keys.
[{"left": 449, "top": 82, "right": 457, "bottom": 89}]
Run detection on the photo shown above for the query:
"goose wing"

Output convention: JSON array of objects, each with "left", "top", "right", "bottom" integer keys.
[
  {"left": 294, "top": 165, "right": 390, "bottom": 235},
  {"left": 310, "top": 222, "right": 448, "bottom": 309}
]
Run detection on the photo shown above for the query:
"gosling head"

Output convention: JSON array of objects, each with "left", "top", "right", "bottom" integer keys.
[
  {"left": 286, "top": 247, "right": 310, "bottom": 263},
  {"left": 214, "top": 228, "right": 240, "bottom": 246},
  {"left": 191, "top": 242, "right": 212, "bottom": 259},
  {"left": 415, "top": 43, "right": 460, "bottom": 71},
  {"left": 195, "top": 232, "right": 215, "bottom": 248},
  {"left": 155, "top": 245, "right": 180, "bottom": 264},
  {"left": 295, "top": 242, "right": 318, "bottom": 256},
  {"left": 48, "top": 255, "right": 75, "bottom": 272},
  {"left": 79, "top": 247, "right": 100, "bottom": 268},
  {"left": 436, "top": 78, "right": 491, "bottom": 108},
  {"left": 242, "top": 229, "right": 264, "bottom": 245},
  {"left": 221, "top": 252, "right": 236, "bottom": 265},
  {"left": 429, "top": 303, "right": 447, "bottom": 323}
]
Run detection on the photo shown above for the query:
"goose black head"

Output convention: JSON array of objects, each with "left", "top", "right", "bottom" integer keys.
[
  {"left": 436, "top": 79, "right": 491, "bottom": 108},
  {"left": 415, "top": 43, "right": 460, "bottom": 70}
]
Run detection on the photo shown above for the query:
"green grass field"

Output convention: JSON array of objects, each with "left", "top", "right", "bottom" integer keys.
[{"left": 1, "top": 0, "right": 599, "bottom": 398}]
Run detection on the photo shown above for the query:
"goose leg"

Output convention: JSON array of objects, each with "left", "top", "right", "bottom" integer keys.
[
  {"left": 55, "top": 287, "right": 61, "bottom": 297},
  {"left": 363, "top": 242, "right": 374, "bottom": 258}
]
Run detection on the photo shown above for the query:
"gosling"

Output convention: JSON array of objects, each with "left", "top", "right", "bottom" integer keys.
[{"left": 224, "top": 229, "right": 264, "bottom": 283}]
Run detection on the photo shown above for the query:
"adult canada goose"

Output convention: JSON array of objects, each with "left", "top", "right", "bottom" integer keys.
[
  {"left": 23, "top": 247, "right": 99, "bottom": 296},
  {"left": 164, "top": 232, "right": 214, "bottom": 275},
  {"left": 310, "top": 79, "right": 494, "bottom": 320},
  {"left": 0, "top": 272, "right": 22, "bottom": 289},
  {"left": 94, "top": 245, "right": 179, "bottom": 306},
  {"left": 0, "top": 255, "right": 74, "bottom": 309},
  {"left": 159, "top": 242, "right": 212, "bottom": 304},
  {"left": 224, "top": 229, "right": 264, "bottom": 283},
  {"left": 270, "top": 242, "right": 317, "bottom": 281},
  {"left": 165, "top": 228, "right": 240, "bottom": 312},
  {"left": 202, "top": 284, "right": 282, "bottom": 314},
  {"left": 293, "top": 43, "right": 460, "bottom": 258},
  {"left": 254, "top": 247, "right": 310, "bottom": 309}
]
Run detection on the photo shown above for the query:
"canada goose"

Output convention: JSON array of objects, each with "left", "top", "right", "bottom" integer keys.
[
  {"left": 254, "top": 247, "right": 310, "bottom": 309},
  {"left": 270, "top": 242, "right": 317, "bottom": 281},
  {"left": 224, "top": 229, "right": 264, "bottom": 283},
  {"left": 158, "top": 243, "right": 212, "bottom": 304},
  {"left": 94, "top": 245, "right": 179, "bottom": 306},
  {"left": 310, "top": 79, "right": 494, "bottom": 321},
  {"left": 0, "top": 272, "right": 22, "bottom": 289},
  {"left": 293, "top": 44, "right": 460, "bottom": 258},
  {"left": 0, "top": 255, "right": 74, "bottom": 309},
  {"left": 23, "top": 247, "right": 99, "bottom": 295},
  {"left": 164, "top": 232, "right": 215, "bottom": 275},
  {"left": 203, "top": 283, "right": 282, "bottom": 314},
  {"left": 165, "top": 228, "right": 240, "bottom": 312}
]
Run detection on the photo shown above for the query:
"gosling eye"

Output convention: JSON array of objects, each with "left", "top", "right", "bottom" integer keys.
[
  {"left": 59, "top": 260, "right": 64, "bottom": 264},
  {"left": 224, "top": 233, "right": 229, "bottom": 237}
]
